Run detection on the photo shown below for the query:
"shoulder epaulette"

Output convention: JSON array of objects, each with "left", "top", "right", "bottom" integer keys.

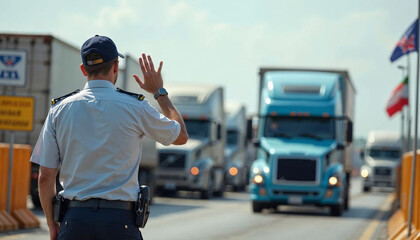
[
  {"left": 51, "top": 89, "right": 80, "bottom": 106},
  {"left": 116, "top": 88, "right": 145, "bottom": 101}
]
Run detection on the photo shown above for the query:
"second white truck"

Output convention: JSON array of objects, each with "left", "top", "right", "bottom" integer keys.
[
  {"left": 360, "top": 131, "right": 401, "bottom": 191},
  {"left": 155, "top": 83, "right": 227, "bottom": 199}
]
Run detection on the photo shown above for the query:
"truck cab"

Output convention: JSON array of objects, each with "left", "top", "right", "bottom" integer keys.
[
  {"left": 250, "top": 69, "right": 355, "bottom": 216},
  {"left": 155, "top": 84, "right": 226, "bottom": 199},
  {"left": 360, "top": 131, "right": 401, "bottom": 191}
]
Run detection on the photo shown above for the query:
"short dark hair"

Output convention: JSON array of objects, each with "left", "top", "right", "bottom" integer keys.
[{"left": 83, "top": 52, "right": 117, "bottom": 77}]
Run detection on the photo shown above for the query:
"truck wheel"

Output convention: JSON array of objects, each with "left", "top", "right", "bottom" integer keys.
[
  {"left": 214, "top": 176, "right": 226, "bottom": 197},
  {"left": 200, "top": 174, "right": 214, "bottom": 199},
  {"left": 344, "top": 184, "right": 350, "bottom": 211},
  {"left": 363, "top": 186, "right": 371, "bottom": 192},
  {"left": 344, "top": 195, "right": 349, "bottom": 211},
  {"left": 252, "top": 201, "right": 263, "bottom": 213},
  {"left": 330, "top": 203, "right": 343, "bottom": 216}
]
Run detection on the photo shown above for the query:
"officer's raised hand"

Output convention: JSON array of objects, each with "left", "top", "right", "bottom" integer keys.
[
  {"left": 133, "top": 53, "right": 188, "bottom": 145},
  {"left": 133, "top": 53, "right": 163, "bottom": 94}
]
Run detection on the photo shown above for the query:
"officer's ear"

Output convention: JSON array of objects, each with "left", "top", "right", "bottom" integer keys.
[
  {"left": 80, "top": 64, "right": 88, "bottom": 77},
  {"left": 113, "top": 60, "right": 119, "bottom": 73}
]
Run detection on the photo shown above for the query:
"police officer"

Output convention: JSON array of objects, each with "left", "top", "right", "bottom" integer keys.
[{"left": 30, "top": 35, "right": 188, "bottom": 240}]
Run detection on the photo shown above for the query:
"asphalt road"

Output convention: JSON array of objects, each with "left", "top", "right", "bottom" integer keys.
[{"left": 0, "top": 177, "right": 392, "bottom": 240}]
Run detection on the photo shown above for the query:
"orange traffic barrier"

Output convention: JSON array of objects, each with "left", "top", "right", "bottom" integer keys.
[
  {"left": 388, "top": 151, "right": 420, "bottom": 240},
  {"left": 0, "top": 144, "right": 39, "bottom": 232},
  {"left": 0, "top": 144, "right": 19, "bottom": 231}
]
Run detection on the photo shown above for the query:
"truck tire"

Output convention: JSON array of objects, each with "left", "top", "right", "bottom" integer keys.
[
  {"left": 329, "top": 203, "right": 343, "bottom": 216},
  {"left": 344, "top": 194, "right": 349, "bottom": 211},
  {"left": 344, "top": 183, "right": 350, "bottom": 211},
  {"left": 214, "top": 175, "right": 225, "bottom": 197},
  {"left": 200, "top": 173, "right": 214, "bottom": 199},
  {"left": 252, "top": 201, "right": 263, "bottom": 213}
]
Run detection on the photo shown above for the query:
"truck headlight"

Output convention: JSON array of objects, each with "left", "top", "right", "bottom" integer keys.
[
  {"left": 190, "top": 167, "right": 199, "bottom": 176},
  {"left": 252, "top": 168, "right": 262, "bottom": 175},
  {"left": 361, "top": 169, "right": 369, "bottom": 178},
  {"left": 253, "top": 174, "right": 264, "bottom": 185},
  {"left": 328, "top": 176, "right": 341, "bottom": 187},
  {"left": 229, "top": 167, "right": 238, "bottom": 176}
]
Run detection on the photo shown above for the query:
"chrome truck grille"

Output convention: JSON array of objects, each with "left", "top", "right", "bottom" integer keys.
[
  {"left": 374, "top": 167, "right": 392, "bottom": 176},
  {"left": 158, "top": 152, "right": 186, "bottom": 169},
  {"left": 274, "top": 158, "right": 319, "bottom": 185}
]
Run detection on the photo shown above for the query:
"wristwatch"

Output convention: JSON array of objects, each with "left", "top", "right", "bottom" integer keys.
[{"left": 154, "top": 88, "right": 168, "bottom": 99}]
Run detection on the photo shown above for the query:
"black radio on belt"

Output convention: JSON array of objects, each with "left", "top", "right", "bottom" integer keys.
[
  {"left": 135, "top": 185, "right": 151, "bottom": 228},
  {"left": 53, "top": 195, "right": 66, "bottom": 223}
]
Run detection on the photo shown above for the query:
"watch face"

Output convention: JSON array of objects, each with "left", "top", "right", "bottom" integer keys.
[{"left": 159, "top": 88, "right": 168, "bottom": 95}]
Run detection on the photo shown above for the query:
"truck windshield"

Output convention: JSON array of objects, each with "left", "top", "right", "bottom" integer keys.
[
  {"left": 227, "top": 130, "right": 238, "bottom": 145},
  {"left": 264, "top": 116, "right": 335, "bottom": 140},
  {"left": 185, "top": 120, "right": 210, "bottom": 139},
  {"left": 367, "top": 149, "right": 401, "bottom": 159}
]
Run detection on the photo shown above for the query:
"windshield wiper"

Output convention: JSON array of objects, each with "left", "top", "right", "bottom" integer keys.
[
  {"left": 272, "top": 133, "right": 292, "bottom": 139},
  {"left": 298, "top": 133, "right": 322, "bottom": 140}
]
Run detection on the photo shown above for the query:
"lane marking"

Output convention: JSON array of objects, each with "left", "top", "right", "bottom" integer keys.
[{"left": 359, "top": 194, "right": 394, "bottom": 240}]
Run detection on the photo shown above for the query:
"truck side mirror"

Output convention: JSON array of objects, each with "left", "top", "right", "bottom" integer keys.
[
  {"left": 360, "top": 149, "right": 365, "bottom": 161},
  {"left": 346, "top": 121, "right": 353, "bottom": 143},
  {"left": 246, "top": 119, "right": 253, "bottom": 141},
  {"left": 217, "top": 124, "right": 222, "bottom": 140}
]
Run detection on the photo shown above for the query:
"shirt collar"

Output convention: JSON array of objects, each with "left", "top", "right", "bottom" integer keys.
[{"left": 84, "top": 80, "right": 116, "bottom": 90}]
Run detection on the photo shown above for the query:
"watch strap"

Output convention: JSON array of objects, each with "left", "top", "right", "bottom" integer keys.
[{"left": 154, "top": 88, "right": 168, "bottom": 99}]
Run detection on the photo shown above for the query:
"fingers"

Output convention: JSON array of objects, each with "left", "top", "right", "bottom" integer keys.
[
  {"left": 148, "top": 55, "right": 155, "bottom": 71},
  {"left": 138, "top": 58, "right": 147, "bottom": 75},
  {"left": 157, "top": 61, "right": 163, "bottom": 74},
  {"left": 141, "top": 54, "right": 151, "bottom": 72},
  {"left": 133, "top": 74, "right": 145, "bottom": 89}
]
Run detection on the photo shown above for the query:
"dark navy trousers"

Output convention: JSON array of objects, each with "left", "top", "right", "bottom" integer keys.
[{"left": 58, "top": 207, "right": 143, "bottom": 240}]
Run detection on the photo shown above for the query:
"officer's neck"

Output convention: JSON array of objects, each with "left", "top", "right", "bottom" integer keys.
[{"left": 87, "top": 72, "right": 116, "bottom": 85}]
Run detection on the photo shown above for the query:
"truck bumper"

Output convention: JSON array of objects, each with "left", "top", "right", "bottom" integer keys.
[
  {"left": 156, "top": 172, "right": 208, "bottom": 191},
  {"left": 363, "top": 176, "right": 395, "bottom": 188},
  {"left": 250, "top": 184, "right": 342, "bottom": 206}
]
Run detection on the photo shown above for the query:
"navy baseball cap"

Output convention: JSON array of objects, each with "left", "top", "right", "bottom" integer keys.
[{"left": 81, "top": 35, "right": 124, "bottom": 66}]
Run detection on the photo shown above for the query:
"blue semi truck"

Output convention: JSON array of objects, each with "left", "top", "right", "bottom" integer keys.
[{"left": 250, "top": 68, "right": 356, "bottom": 216}]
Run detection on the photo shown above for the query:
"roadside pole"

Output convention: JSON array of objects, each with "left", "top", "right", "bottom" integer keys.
[
  {"left": 407, "top": 11, "right": 419, "bottom": 238},
  {"left": 6, "top": 88, "right": 15, "bottom": 213}
]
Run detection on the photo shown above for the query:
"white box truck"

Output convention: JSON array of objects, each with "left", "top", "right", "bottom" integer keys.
[
  {"left": 360, "top": 131, "right": 401, "bottom": 191},
  {"left": 155, "top": 83, "right": 227, "bottom": 199},
  {"left": 225, "top": 102, "right": 248, "bottom": 191}
]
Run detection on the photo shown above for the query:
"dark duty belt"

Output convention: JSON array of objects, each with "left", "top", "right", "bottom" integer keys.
[{"left": 67, "top": 198, "right": 135, "bottom": 210}]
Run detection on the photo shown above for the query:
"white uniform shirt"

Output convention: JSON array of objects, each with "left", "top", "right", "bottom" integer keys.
[{"left": 30, "top": 80, "right": 180, "bottom": 201}]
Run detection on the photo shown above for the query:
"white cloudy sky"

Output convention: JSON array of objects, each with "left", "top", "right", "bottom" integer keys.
[{"left": 1, "top": 0, "right": 418, "bottom": 138}]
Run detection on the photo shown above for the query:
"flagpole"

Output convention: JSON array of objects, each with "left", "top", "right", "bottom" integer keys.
[
  {"left": 406, "top": 11, "right": 419, "bottom": 239},
  {"left": 399, "top": 64, "right": 407, "bottom": 152},
  {"left": 407, "top": 55, "right": 412, "bottom": 151}
]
